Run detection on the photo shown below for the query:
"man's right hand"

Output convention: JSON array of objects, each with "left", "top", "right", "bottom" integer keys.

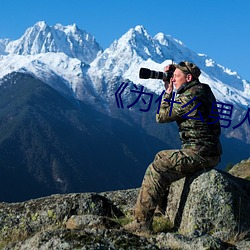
[{"left": 163, "top": 65, "right": 174, "bottom": 93}]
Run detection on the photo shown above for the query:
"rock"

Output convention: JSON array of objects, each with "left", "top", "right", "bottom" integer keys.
[
  {"left": 1, "top": 168, "right": 250, "bottom": 249},
  {"left": 156, "top": 232, "right": 228, "bottom": 250},
  {"left": 165, "top": 169, "right": 250, "bottom": 241},
  {"left": 0, "top": 193, "right": 124, "bottom": 248},
  {"left": 235, "top": 240, "right": 250, "bottom": 250},
  {"left": 65, "top": 214, "right": 120, "bottom": 230},
  {"left": 101, "top": 188, "right": 140, "bottom": 215},
  {"left": 4, "top": 228, "right": 161, "bottom": 250},
  {"left": 229, "top": 158, "right": 250, "bottom": 180}
]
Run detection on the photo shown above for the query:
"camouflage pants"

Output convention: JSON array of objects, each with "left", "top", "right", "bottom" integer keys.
[{"left": 134, "top": 149, "right": 220, "bottom": 222}]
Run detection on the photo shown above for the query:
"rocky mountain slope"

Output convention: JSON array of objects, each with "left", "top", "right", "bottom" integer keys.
[
  {"left": 1, "top": 168, "right": 250, "bottom": 249},
  {"left": 0, "top": 72, "right": 171, "bottom": 202}
]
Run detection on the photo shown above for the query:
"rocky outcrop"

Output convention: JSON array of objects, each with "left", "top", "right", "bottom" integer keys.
[
  {"left": 229, "top": 158, "right": 250, "bottom": 180},
  {"left": 165, "top": 169, "right": 250, "bottom": 240},
  {"left": 1, "top": 169, "right": 250, "bottom": 249}
]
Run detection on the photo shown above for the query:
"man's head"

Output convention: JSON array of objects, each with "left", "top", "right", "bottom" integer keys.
[{"left": 172, "top": 61, "right": 201, "bottom": 90}]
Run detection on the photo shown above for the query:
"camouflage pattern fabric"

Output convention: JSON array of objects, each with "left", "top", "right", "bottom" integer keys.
[
  {"left": 134, "top": 79, "right": 222, "bottom": 223},
  {"left": 156, "top": 80, "right": 222, "bottom": 157},
  {"left": 134, "top": 149, "right": 220, "bottom": 222}
]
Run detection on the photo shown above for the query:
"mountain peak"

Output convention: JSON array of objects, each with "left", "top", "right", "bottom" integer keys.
[
  {"left": 89, "top": 25, "right": 162, "bottom": 79},
  {"left": 124, "top": 25, "right": 151, "bottom": 42},
  {"left": 134, "top": 25, "right": 147, "bottom": 34},
  {"left": 5, "top": 21, "right": 102, "bottom": 64},
  {"left": 54, "top": 23, "right": 79, "bottom": 33},
  {"left": 154, "top": 32, "right": 185, "bottom": 47},
  {"left": 34, "top": 21, "right": 48, "bottom": 29}
]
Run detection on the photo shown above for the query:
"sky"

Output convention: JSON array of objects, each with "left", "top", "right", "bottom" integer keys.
[{"left": 0, "top": 0, "right": 250, "bottom": 81}]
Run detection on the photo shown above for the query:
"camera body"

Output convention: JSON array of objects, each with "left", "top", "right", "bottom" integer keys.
[{"left": 139, "top": 65, "right": 176, "bottom": 82}]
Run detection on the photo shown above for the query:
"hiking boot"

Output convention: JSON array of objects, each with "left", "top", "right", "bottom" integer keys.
[{"left": 124, "top": 219, "right": 152, "bottom": 234}]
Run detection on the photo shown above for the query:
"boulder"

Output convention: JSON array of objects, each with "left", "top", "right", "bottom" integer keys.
[
  {"left": 165, "top": 169, "right": 250, "bottom": 241},
  {"left": 0, "top": 193, "right": 124, "bottom": 248}
]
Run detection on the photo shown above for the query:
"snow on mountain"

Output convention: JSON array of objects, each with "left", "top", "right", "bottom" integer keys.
[
  {"left": 88, "top": 25, "right": 168, "bottom": 92},
  {"left": 0, "top": 52, "right": 100, "bottom": 103},
  {"left": 88, "top": 25, "right": 250, "bottom": 109},
  {"left": 5, "top": 21, "right": 102, "bottom": 64},
  {"left": 0, "top": 22, "right": 249, "bottom": 111},
  {"left": 0, "top": 22, "right": 104, "bottom": 102},
  {"left": 0, "top": 39, "right": 9, "bottom": 55}
]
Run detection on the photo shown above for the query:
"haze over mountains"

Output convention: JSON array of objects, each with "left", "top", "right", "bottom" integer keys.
[{"left": 0, "top": 21, "right": 249, "bottom": 201}]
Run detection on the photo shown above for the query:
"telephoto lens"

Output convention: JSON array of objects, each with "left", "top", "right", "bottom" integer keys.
[
  {"left": 139, "top": 65, "right": 176, "bottom": 82},
  {"left": 139, "top": 68, "right": 167, "bottom": 80}
]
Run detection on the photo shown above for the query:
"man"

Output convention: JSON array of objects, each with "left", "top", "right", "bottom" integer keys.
[{"left": 124, "top": 61, "right": 222, "bottom": 233}]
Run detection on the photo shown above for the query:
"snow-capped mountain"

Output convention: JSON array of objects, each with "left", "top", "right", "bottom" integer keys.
[
  {"left": 3, "top": 21, "right": 102, "bottom": 64},
  {"left": 89, "top": 25, "right": 250, "bottom": 108},
  {"left": 1, "top": 21, "right": 250, "bottom": 143},
  {"left": 0, "top": 52, "right": 99, "bottom": 101},
  {"left": 0, "top": 22, "right": 104, "bottom": 101},
  {"left": 0, "top": 22, "right": 250, "bottom": 200},
  {"left": 1, "top": 22, "right": 249, "bottom": 109}
]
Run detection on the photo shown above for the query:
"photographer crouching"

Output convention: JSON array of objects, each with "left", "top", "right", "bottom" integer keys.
[{"left": 124, "top": 61, "right": 222, "bottom": 233}]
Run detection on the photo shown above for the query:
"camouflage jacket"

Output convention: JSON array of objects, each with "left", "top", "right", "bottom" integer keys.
[{"left": 156, "top": 80, "right": 222, "bottom": 157}]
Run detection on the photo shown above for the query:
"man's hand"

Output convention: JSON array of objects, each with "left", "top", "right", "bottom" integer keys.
[{"left": 163, "top": 65, "right": 174, "bottom": 94}]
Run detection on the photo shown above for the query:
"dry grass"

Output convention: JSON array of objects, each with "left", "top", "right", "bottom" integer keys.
[
  {"left": 225, "top": 230, "right": 250, "bottom": 245},
  {"left": 115, "top": 214, "right": 174, "bottom": 235}
]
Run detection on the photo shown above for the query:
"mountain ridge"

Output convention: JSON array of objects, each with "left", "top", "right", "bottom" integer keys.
[
  {"left": 0, "top": 72, "right": 171, "bottom": 202},
  {"left": 1, "top": 22, "right": 249, "bottom": 106},
  {"left": 1, "top": 21, "right": 250, "bottom": 150},
  {"left": 3, "top": 21, "right": 102, "bottom": 64},
  {"left": 0, "top": 22, "right": 249, "bottom": 201}
]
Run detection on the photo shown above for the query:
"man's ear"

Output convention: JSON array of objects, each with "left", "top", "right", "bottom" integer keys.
[{"left": 186, "top": 74, "right": 193, "bottom": 82}]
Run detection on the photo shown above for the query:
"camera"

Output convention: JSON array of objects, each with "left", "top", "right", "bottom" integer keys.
[{"left": 139, "top": 65, "right": 176, "bottom": 82}]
